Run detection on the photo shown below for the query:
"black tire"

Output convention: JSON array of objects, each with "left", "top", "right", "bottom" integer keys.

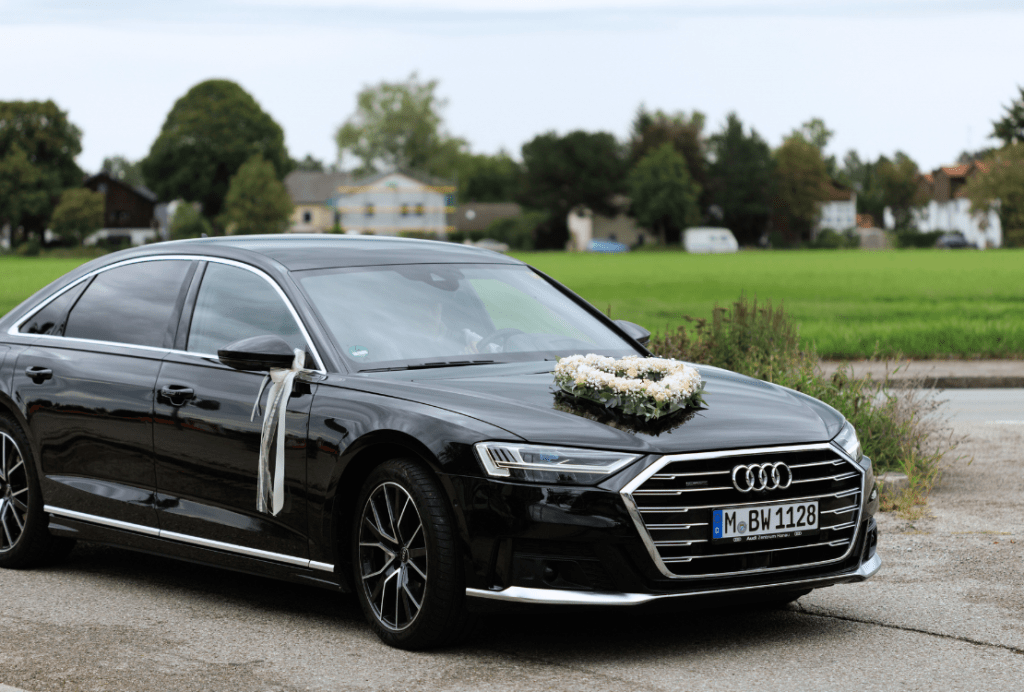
[
  {"left": 0, "top": 412, "right": 75, "bottom": 568},
  {"left": 351, "top": 458, "right": 475, "bottom": 649}
]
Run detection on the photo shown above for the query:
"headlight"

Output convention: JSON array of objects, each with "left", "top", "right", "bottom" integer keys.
[
  {"left": 474, "top": 442, "right": 641, "bottom": 485},
  {"left": 832, "top": 421, "right": 862, "bottom": 462}
]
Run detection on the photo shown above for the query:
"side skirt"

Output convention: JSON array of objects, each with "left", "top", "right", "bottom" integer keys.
[{"left": 46, "top": 506, "right": 347, "bottom": 593}]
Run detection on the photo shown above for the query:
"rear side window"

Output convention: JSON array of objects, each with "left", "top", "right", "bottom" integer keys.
[
  {"left": 186, "top": 262, "right": 306, "bottom": 355},
  {"left": 64, "top": 260, "right": 193, "bottom": 348},
  {"left": 20, "top": 280, "right": 89, "bottom": 335}
]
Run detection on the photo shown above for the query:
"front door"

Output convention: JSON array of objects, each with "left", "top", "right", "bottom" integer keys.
[{"left": 152, "top": 261, "right": 317, "bottom": 560}]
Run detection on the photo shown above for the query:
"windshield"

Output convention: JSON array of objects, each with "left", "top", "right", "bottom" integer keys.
[{"left": 297, "top": 263, "right": 638, "bottom": 370}]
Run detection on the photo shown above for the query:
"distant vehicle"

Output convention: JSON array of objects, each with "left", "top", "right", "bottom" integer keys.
[
  {"left": 935, "top": 233, "right": 974, "bottom": 249},
  {"left": 684, "top": 227, "right": 739, "bottom": 254},
  {"left": 587, "top": 239, "right": 629, "bottom": 253}
]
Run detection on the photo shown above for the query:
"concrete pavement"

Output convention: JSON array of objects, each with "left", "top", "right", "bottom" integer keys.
[{"left": 819, "top": 359, "right": 1024, "bottom": 388}]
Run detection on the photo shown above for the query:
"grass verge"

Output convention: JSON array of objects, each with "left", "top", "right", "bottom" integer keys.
[{"left": 648, "top": 296, "right": 966, "bottom": 515}]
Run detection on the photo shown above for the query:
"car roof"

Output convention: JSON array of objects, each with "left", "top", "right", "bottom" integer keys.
[{"left": 102, "top": 234, "right": 525, "bottom": 272}]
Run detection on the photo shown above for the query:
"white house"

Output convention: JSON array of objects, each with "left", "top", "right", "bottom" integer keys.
[
  {"left": 816, "top": 182, "right": 857, "bottom": 234},
  {"left": 905, "top": 165, "right": 1002, "bottom": 248},
  {"left": 333, "top": 170, "right": 455, "bottom": 237}
]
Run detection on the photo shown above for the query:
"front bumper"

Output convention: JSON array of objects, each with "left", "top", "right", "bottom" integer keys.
[{"left": 467, "top": 552, "right": 881, "bottom": 605}]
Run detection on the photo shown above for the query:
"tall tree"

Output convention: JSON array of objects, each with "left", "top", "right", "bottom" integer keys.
[
  {"left": 49, "top": 188, "right": 104, "bottom": 244},
  {"left": 773, "top": 135, "right": 830, "bottom": 241},
  {"left": 520, "top": 130, "right": 626, "bottom": 248},
  {"left": 992, "top": 86, "right": 1024, "bottom": 146},
  {"left": 142, "top": 80, "right": 291, "bottom": 222},
  {"left": 335, "top": 73, "right": 466, "bottom": 178},
  {"left": 628, "top": 106, "right": 706, "bottom": 206},
  {"left": 101, "top": 155, "right": 146, "bottom": 187},
  {"left": 874, "top": 152, "right": 921, "bottom": 229},
  {"left": 964, "top": 143, "right": 1024, "bottom": 234},
  {"left": 706, "top": 113, "right": 774, "bottom": 245},
  {"left": 451, "top": 150, "right": 522, "bottom": 202},
  {"left": 628, "top": 143, "right": 701, "bottom": 244},
  {"left": 294, "top": 154, "right": 325, "bottom": 172},
  {"left": 0, "top": 100, "right": 83, "bottom": 233},
  {"left": 789, "top": 117, "right": 837, "bottom": 178},
  {"left": 219, "top": 154, "right": 293, "bottom": 235}
]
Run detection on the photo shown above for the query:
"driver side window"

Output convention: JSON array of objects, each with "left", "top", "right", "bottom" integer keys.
[{"left": 187, "top": 263, "right": 307, "bottom": 355}]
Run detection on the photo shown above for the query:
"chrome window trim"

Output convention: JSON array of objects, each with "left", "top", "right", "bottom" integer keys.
[
  {"left": 619, "top": 442, "right": 866, "bottom": 580},
  {"left": 465, "top": 553, "right": 881, "bottom": 606},
  {"left": 8, "top": 255, "right": 327, "bottom": 373},
  {"left": 45, "top": 505, "right": 334, "bottom": 572}
]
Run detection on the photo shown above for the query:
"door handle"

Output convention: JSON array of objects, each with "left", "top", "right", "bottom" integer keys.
[
  {"left": 25, "top": 367, "right": 53, "bottom": 384},
  {"left": 159, "top": 385, "right": 195, "bottom": 406}
]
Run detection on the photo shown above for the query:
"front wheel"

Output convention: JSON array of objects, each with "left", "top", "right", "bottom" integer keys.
[{"left": 352, "top": 459, "right": 474, "bottom": 649}]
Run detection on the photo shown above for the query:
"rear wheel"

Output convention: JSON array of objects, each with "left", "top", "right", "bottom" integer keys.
[
  {"left": 0, "top": 414, "right": 75, "bottom": 568},
  {"left": 352, "top": 459, "right": 474, "bottom": 649}
]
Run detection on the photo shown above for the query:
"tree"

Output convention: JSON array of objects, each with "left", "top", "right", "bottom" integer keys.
[
  {"left": 294, "top": 154, "right": 325, "bottom": 172},
  {"left": 219, "top": 154, "right": 293, "bottom": 235},
  {"left": 992, "top": 86, "right": 1024, "bottom": 146},
  {"left": 142, "top": 80, "right": 291, "bottom": 222},
  {"left": 706, "top": 113, "right": 774, "bottom": 245},
  {"left": 838, "top": 150, "right": 921, "bottom": 229},
  {"left": 49, "top": 188, "right": 104, "bottom": 244},
  {"left": 964, "top": 143, "right": 1024, "bottom": 234},
  {"left": 101, "top": 155, "right": 146, "bottom": 187},
  {"left": 451, "top": 150, "right": 522, "bottom": 202},
  {"left": 627, "top": 143, "right": 701, "bottom": 244},
  {"left": 628, "top": 106, "right": 706, "bottom": 207},
  {"left": 169, "top": 202, "right": 212, "bottom": 240},
  {"left": 773, "top": 135, "right": 830, "bottom": 241},
  {"left": 0, "top": 100, "right": 83, "bottom": 233},
  {"left": 520, "top": 130, "right": 626, "bottom": 248},
  {"left": 789, "top": 117, "right": 837, "bottom": 178},
  {"left": 335, "top": 73, "right": 466, "bottom": 178}
]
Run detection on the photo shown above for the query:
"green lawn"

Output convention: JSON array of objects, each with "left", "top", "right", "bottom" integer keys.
[
  {"left": 513, "top": 249, "right": 1024, "bottom": 359},
  {"left": 3, "top": 250, "right": 1022, "bottom": 359}
]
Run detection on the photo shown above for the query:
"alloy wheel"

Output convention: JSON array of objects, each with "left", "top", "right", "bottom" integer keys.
[
  {"left": 0, "top": 431, "right": 30, "bottom": 553},
  {"left": 358, "top": 481, "right": 428, "bottom": 631}
]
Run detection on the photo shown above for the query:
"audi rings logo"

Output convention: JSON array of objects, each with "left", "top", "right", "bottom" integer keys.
[{"left": 731, "top": 462, "right": 794, "bottom": 493}]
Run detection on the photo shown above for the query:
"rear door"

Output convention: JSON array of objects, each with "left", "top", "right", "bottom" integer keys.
[
  {"left": 152, "top": 260, "right": 319, "bottom": 561},
  {"left": 13, "top": 259, "right": 196, "bottom": 530}
]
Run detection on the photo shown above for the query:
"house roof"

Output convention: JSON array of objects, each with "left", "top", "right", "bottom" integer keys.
[
  {"left": 821, "top": 181, "right": 854, "bottom": 202},
  {"left": 284, "top": 171, "right": 352, "bottom": 204},
  {"left": 342, "top": 168, "right": 456, "bottom": 194},
  {"left": 940, "top": 164, "right": 971, "bottom": 178},
  {"left": 84, "top": 172, "right": 158, "bottom": 202}
]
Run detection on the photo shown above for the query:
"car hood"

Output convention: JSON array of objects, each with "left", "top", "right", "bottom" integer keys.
[{"left": 338, "top": 362, "right": 845, "bottom": 455}]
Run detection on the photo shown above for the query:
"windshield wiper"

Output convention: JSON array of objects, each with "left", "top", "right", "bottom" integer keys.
[{"left": 358, "top": 359, "right": 498, "bottom": 373}]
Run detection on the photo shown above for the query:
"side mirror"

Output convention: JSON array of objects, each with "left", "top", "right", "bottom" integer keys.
[
  {"left": 614, "top": 320, "right": 651, "bottom": 346},
  {"left": 218, "top": 335, "right": 297, "bottom": 372}
]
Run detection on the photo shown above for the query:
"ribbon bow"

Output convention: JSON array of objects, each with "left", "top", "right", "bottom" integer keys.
[{"left": 250, "top": 348, "right": 306, "bottom": 516}]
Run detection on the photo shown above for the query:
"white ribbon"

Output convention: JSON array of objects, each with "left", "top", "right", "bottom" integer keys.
[{"left": 250, "top": 348, "right": 306, "bottom": 516}]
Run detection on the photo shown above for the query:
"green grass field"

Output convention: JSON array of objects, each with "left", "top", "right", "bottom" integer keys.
[
  {"left": 513, "top": 249, "right": 1024, "bottom": 359},
  {"left": 2, "top": 249, "right": 1022, "bottom": 359}
]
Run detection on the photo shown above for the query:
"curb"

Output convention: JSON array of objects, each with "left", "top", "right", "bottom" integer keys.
[
  {"left": 885, "top": 376, "right": 1024, "bottom": 389},
  {"left": 817, "top": 361, "right": 1024, "bottom": 389}
]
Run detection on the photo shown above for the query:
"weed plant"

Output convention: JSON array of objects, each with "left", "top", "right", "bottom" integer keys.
[{"left": 648, "top": 295, "right": 964, "bottom": 513}]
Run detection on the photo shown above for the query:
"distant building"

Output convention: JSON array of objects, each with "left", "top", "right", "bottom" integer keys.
[
  {"left": 816, "top": 181, "right": 857, "bottom": 234},
  {"left": 909, "top": 164, "right": 1002, "bottom": 248},
  {"left": 84, "top": 172, "right": 157, "bottom": 229},
  {"left": 454, "top": 203, "right": 521, "bottom": 233},
  {"left": 567, "top": 196, "right": 648, "bottom": 250},
  {"left": 334, "top": 170, "right": 455, "bottom": 237},
  {"left": 284, "top": 171, "right": 351, "bottom": 232}
]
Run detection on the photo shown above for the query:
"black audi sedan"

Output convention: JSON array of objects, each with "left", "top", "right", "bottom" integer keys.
[{"left": 0, "top": 235, "right": 879, "bottom": 649}]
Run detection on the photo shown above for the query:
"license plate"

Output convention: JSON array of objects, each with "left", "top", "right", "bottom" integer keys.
[{"left": 712, "top": 501, "right": 818, "bottom": 542}]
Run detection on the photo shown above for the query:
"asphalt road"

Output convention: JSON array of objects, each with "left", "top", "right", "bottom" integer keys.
[{"left": 1, "top": 393, "right": 1022, "bottom": 691}]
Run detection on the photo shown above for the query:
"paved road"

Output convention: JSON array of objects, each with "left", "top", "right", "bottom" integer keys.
[{"left": 1, "top": 396, "right": 1022, "bottom": 691}]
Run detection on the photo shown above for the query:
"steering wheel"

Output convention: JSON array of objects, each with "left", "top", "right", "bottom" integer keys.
[{"left": 475, "top": 327, "right": 525, "bottom": 353}]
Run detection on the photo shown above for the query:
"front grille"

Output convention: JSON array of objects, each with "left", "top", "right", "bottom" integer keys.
[{"left": 621, "top": 444, "right": 864, "bottom": 579}]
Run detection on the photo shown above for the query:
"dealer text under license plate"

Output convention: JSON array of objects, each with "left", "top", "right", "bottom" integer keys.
[{"left": 712, "top": 501, "right": 818, "bottom": 541}]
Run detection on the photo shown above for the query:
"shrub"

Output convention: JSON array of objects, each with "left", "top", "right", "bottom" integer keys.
[
  {"left": 15, "top": 237, "right": 41, "bottom": 256},
  {"left": 809, "top": 228, "right": 858, "bottom": 249},
  {"left": 170, "top": 203, "right": 212, "bottom": 240},
  {"left": 896, "top": 229, "right": 944, "bottom": 248},
  {"left": 1003, "top": 228, "right": 1024, "bottom": 248},
  {"left": 485, "top": 210, "right": 547, "bottom": 251},
  {"left": 648, "top": 295, "right": 962, "bottom": 512}
]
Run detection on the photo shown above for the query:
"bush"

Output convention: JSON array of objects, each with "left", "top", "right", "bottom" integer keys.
[
  {"left": 484, "top": 210, "right": 547, "bottom": 251},
  {"left": 648, "top": 295, "right": 962, "bottom": 512},
  {"left": 170, "top": 203, "right": 212, "bottom": 240},
  {"left": 15, "top": 237, "right": 41, "bottom": 256},
  {"left": 809, "top": 228, "right": 858, "bottom": 249},
  {"left": 398, "top": 230, "right": 440, "bottom": 240},
  {"left": 1003, "top": 228, "right": 1024, "bottom": 248},
  {"left": 896, "top": 229, "right": 944, "bottom": 248}
]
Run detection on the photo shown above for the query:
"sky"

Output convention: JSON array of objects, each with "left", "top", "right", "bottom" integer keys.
[{"left": 3, "top": 0, "right": 1023, "bottom": 175}]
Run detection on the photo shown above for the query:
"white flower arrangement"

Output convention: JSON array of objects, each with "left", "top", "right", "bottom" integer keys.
[{"left": 554, "top": 354, "right": 705, "bottom": 421}]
